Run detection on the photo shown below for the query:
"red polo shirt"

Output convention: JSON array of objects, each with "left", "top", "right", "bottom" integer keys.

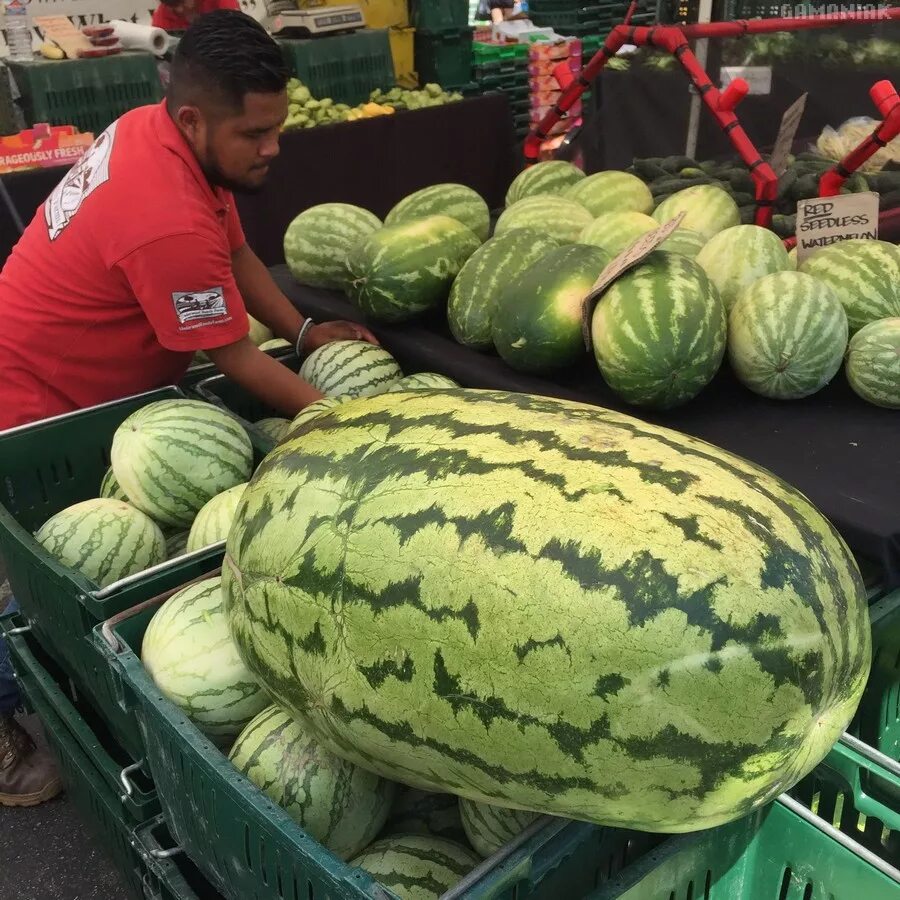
[
  {"left": 152, "top": 0, "right": 240, "bottom": 31},
  {"left": 0, "top": 101, "right": 249, "bottom": 430}
]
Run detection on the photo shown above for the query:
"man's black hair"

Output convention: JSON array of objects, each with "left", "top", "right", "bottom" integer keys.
[{"left": 167, "top": 10, "right": 290, "bottom": 113}]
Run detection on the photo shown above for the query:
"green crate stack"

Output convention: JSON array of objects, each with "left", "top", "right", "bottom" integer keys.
[
  {"left": 279, "top": 30, "right": 396, "bottom": 105},
  {"left": 529, "top": 0, "right": 657, "bottom": 33},
  {"left": 6, "top": 53, "right": 162, "bottom": 134},
  {"left": 472, "top": 41, "right": 532, "bottom": 139},
  {"left": 413, "top": 0, "right": 474, "bottom": 90}
]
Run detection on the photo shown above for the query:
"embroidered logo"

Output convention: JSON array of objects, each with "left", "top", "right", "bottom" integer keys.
[{"left": 171, "top": 287, "right": 227, "bottom": 326}]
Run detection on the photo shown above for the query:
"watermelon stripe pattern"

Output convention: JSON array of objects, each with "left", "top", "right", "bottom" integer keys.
[
  {"left": 459, "top": 797, "right": 538, "bottom": 858},
  {"left": 350, "top": 835, "right": 479, "bottom": 899},
  {"left": 223, "top": 390, "right": 869, "bottom": 832},
  {"left": 385, "top": 373, "right": 459, "bottom": 392},
  {"left": 564, "top": 171, "right": 653, "bottom": 217},
  {"left": 845, "top": 316, "right": 900, "bottom": 409},
  {"left": 99, "top": 466, "right": 128, "bottom": 502},
  {"left": 111, "top": 400, "right": 253, "bottom": 528},
  {"left": 383, "top": 787, "right": 468, "bottom": 843},
  {"left": 578, "top": 212, "right": 657, "bottom": 255},
  {"left": 165, "top": 530, "right": 190, "bottom": 560},
  {"left": 299, "top": 340, "right": 402, "bottom": 398},
  {"left": 386, "top": 184, "right": 490, "bottom": 243},
  {"left": 186, "top": 482, "right": 248, "bottom": 552},
  {"left": 254, "top": 417, "right": 291, "bottom": 443},
  {"left": 142, "top": 578, "right": 268, "bottom": 741},
  {"left": 728, "top": 271, "right": 848, "bottom": 400},
  {"left": 36, "top": 498, "right": 166, "bottom": 588},
  {"left": 505, "top": 161, "right": 585, "bottom": 206},
  {"left": 660, "top": 228, "right": 707, "bottom": 259},
  {"left": 284, "top": 204, "right": 382, "bottom": 290},
  {"left": 494, "top": 196, "right": 593, "bottom": 244},
  {"left": 229, "top": 705, "right": 395, "bottom": 860},
  {"left": 653, "top": 185, "right": 740, "bottom": 242},
  {"left": 799, "top": 239, "right": 900, "bottom": 334}
]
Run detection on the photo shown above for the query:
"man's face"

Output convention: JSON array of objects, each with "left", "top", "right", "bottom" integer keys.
[{"left": 187, "top": 91, "right": 288, "bottom": 193}]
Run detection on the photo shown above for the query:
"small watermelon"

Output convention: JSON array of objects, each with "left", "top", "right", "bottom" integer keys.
[
  {"left": 165, "top": 530, "right": 190, "bottom": 560},
  {"left": 186, "top": 482, "right": 248, "bottom": 552},
  {"left": 578, "top": 211, "right": 657, "bottom": 255},
  {"left": 99, "top": 466, "right": 128, "bottom": 502},
  {"left": 447, "top": 228, "right": 562, "bottom": 350},
  {"left": 284, "top": 203, "right": 382, "bottom": 290},
  {"left": 459, "top": 797, "right": 539, "bottom": 858},
  {"left": 386, "top": 183, "right": 490, "bottom": 242},
  {"left": 564, "top": 171, "right": 654, "bottom": 217},
  {"left": 494, "top": 196, "right": 593, "bottom": 244},
  {"left": 385, "top": 373, "right": 459, "bottom": 391},
  {"left": 845, "top": 317, "right": 900, "bottom": 409},
  {"left": 729, "top": 271, "right": 848, "bottom": 400},
  {"left": 652, "top": 185, "right": 741, "bottom": 241},
  {"left": 299, "top": 341, "right": 402, "bottom": 398},
  {"left": 36, "top": 498, "right": 166, "bottom": 588},
  {"left": 382, "top": 787, "right": 467, "bottom": 844},
  {"left": 254, "top": 417, "right": 291, "bottom": 442},
  {"left": 505, "top": 160, "right": 584, "bottom": 206},
  {"left": 230, "top": 706, "right": 395, "bottom": 860},
  {"left": 493, "top": 244, "right": 610, "bottom": 373}
]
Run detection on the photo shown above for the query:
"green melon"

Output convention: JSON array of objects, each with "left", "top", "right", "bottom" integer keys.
[
  {"left": 99, "top": 466, "right": 128, "bottom": 502},
  {"left": 493, "top": 244, "right": 610, "bottom": 373},
  {"left": 592, "top": 251, "right": 726, "bottom": 408},
  {"left": 845, "top": 316, "right": 900, "bottom": 408},
  {"left": 165, "top": 530, "right": 190, "bottom": 560},
  {"left": 230, "top": 705, "right": 395, "bottom": 860},
  {"left": 728, "top": 271, "right": 848, "bottom": 400},
  {"left": 186, "top": 482, "right": 248, "bottom": 552},
  {"left": 299, "top": 340, "right": 402, "bottom": 398},
  {"left": 284, "top": 204, "right": 382, "bottom": 290},
  {"left": 493, "top": 196, "right": 593, "bottom": 244},
  {"left": 346, "top": 216, "right": 481, "bottom": 322},
  {"left": 505, "top": 160, "right": 585, "bottom": 206},
  {"left": 286, "top": 397, "right": 347, "bottom": 440},
  {"left": 382, "top": 787, "right": 468, "bottom": 844},
  {"left": 259, "top": 339, "right": 291, "bottom": 353},
  {"left": 385, "top": 373, "right": 459, "bottom": 392},
  {"left": 652, "top": 185, "right": 741, "bottom": 241},
  {"left": 254, "top": 417, "right": 291, "bottom": 443},
  {"left": 448, "top": 229, "right": 562, "bottom": 350},
  {"left": 459, "top": 797, "right": 539, "bottom": 858},
  {"left": 578, "top": 212, "right": 657, "bottom": 255},
  {"left": 659, "top": 228, "right": 707, "bottom": 258},
  {"left": 564, "top": 171, "right": 654, "bottom": 217},
  {"left": 386, "top": 183, "right": 490, "bottom": 242}
]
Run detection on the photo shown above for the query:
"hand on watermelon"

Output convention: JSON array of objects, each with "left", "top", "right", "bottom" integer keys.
[{"left": 306, "top": 320, "right": 379, "bottom": 350}]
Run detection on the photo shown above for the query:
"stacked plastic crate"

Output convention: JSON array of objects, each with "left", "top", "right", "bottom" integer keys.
[
  {"left": 411, "top": 0, "right": 476, "bottom": 91},
  {"left": 529, "top": 38, "right": 584, "bottom": 139},
  {"left": 472, "top": 41, "right": 532, "bottom": 140},
  {"left": 529, "top": 0, "right": 656, "bottom": 35}
]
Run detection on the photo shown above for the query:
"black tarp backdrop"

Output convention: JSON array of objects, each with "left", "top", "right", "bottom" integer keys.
[{"left": 273, "top": 267, "right": 900, "bottom": 589}]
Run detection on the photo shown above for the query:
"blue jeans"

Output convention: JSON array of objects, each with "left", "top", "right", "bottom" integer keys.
[{"left": 0, "top": 597, "right": 19, "bottom": 716}]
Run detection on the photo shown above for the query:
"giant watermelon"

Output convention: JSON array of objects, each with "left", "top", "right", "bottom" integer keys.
[{"left": 223, "top": 390, "right": 870, "bottom": 833}]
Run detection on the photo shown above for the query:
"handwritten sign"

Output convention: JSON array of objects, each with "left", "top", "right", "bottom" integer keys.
[
  {"left": 581, "top": 213, "right": 686, "bottom": 348},
  {"left": 795, "top": 193, "right": 880, "bottom": 264},
  {"left": 769, "top": 93, "right": 807, "bottom": 178},
  {"left": 721, "top": 66, "right": 772, "bottom": 96}
]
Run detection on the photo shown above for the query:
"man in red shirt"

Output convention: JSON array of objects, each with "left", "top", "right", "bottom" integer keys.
[
  {"left": 153, "top": 0, "right": 240, "bottom": 31},
  {"left": 0, "top": 10, "right": 374, "bottom": 804}
]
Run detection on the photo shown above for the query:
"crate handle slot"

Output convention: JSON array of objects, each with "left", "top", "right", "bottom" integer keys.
[
  {"left": 148, "top": 844, "right": 184, "bottom": 860},
  {"left": 119, "top": 759, "right": 144, "bottom": 799},
  {"left": 4, "top": 623, "right": 31, "bottom": 635}
]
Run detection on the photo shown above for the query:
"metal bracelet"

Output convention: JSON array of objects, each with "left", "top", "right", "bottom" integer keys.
[{"left": 295, "top": 318, "right": 315, "bottom": 358}]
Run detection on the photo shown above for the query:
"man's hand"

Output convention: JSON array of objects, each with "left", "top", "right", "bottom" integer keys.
[{"left": 305, "top": 320, "right": 379, "bottom": 352}]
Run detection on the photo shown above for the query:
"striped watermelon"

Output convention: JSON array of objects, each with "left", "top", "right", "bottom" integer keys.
[
  {"left": 111, "top": 400, "right": 253, "bottom": 529},
  {"left": 254, "top": 417, "right": 291, "bottom": 442},
  {"left": 448, "top": 229, "right": 562, "bottom": 350},
  {"left": 592, "top": 251, "right": 726, "bottom": 408},
  {"left": 350, "top": 835, "right": 479, "bottom": 900},
  {"left": 696, "top": 225, "right": 792, "bottom": 313},
  {"left": 494, "top": 196, "right": 593, "bottom": 244},
  {"left": 578, "top": 212, "right": 657, "bottom": 255},
  {"left": 165, "top": 530, "right": 190, "bottom": 560},
  {"left": 346, "top": 216, "right": 481, "bottom": 323},
  {"left": 186, "top": 483, "right": 248, "bottom": 552},
  {"left": 223, "top": 390, "right": 869, "bottom": 832},
  {"left": 299, "top": 341, "right": 402, "bottom": 398},
  {"left": 506, "top": 161, "right": 585, "bottom": 206},
  {"left": 799, "top": 239, "right": 900, "bottom": 334},
  {"left": 660, "top": 228, "right": 707, "bottom": 259},
  {"left": 386, "top": 184, "right": 490, "bottom": 243},
  {"left": 653, "top": 185, "right": 740, "bottom": 242},
  {"left": 248, "top": 317, "right": 274, "bottom": 347},
  {"left": 846, "top": 317, "right": 900, "bottom": 408},
  {"left": 284, "top": 203, "right": 382, "bottom": 290},
  {"left": 259, "top": 339, "right": 291, "bottom": 353},
  {"left": 143, "top": 577, "right": 268, "bottom": 742},
  {"left": 287, "top": 397, "right": 347, "bottom": 437},
  {"left": 230, "top": 705, "right": 395, "bottom": 860},
  {"left": 385, "top": 373, "right": 459, "bottom": 392},
  {"left": 382, "top": 787, "right": 468, "bottom": 844},
  {"left": 493, "top": 244, "right": 610, "bottom": 373},
  {"left": 729, "top": 271, "right": 848, "bottom": 400},
  {"left": 564, "top": 171, "right": 654, "bottom": 217},
  {"left": 35, "top": 498, "right": 165, "bottom": 588},
  {"left": 99, "top": 466, "right": 128, "bottom": 502},
  {"left": 459, "top": 798, "right": 538, "bottom": 858}
]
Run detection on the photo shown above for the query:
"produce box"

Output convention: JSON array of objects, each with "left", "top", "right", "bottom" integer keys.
[
  {"left": 410, "top": 0, "right": 469, "bottom": 32},
  {"left": 0, "top": 387, "right": 265, "bottom": 759}
]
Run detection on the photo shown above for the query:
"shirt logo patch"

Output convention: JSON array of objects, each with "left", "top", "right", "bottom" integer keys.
[
  {"left": 45, "top": 122, "right": 117, "bottom": 241},
  {"left": 172, "top": 288, "right": 228, "bottom": 325}
]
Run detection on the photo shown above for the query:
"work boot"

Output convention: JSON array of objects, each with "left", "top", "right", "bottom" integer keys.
[{"left": 0, "top": 714, "right": 62, "bottom": 806}]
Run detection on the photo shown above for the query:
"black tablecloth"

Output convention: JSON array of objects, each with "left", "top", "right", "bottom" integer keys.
[{"left": 275, "top": 265, "right": 900, "bottom": 588}]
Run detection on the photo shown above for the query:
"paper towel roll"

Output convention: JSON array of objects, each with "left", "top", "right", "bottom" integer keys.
[{"left": 110, "top": 21, "right": 171, "bottom": 58}]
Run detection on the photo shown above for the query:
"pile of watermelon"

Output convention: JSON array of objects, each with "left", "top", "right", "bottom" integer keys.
[{"left": 283, "top": 162, "right": 900, "bottom": 410}]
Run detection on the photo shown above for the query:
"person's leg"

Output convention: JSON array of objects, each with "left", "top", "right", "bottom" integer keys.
[{"left": 0, "top": 595, "right": 62, "bottom": 806}]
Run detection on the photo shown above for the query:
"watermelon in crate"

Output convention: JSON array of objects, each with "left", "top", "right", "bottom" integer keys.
[{"left": 299, "top": 340, "right": 403, "bottom": 398}]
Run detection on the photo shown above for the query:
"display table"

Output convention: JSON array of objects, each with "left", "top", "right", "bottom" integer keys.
[
  {"left": 274, "top": 265, "right": 900, "bottom": 588},
  {"left": 0, "top": 94, "right": 517, "bottom": 266}
]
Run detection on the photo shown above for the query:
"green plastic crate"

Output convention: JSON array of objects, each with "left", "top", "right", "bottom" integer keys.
[
  {"left": 280, "top": 31, "right": 396, "bottom": 106},
  {"left": 7, "top": 52, "right": 162, "bottom": 134},
  {"left": 415, "top": 27, "right": 474, "bottom": 89},
  {"left": 472, "top": 41, "right": 530, "bottom": 63},
  {"left": 3, "top": 613, "right": 158, "bottom": 823},
  {"left": 410, "top": 0, "right": 470, "bottom": 32},
  {"left": 0, "top": 387, "right": 263, "bottom": 760}
]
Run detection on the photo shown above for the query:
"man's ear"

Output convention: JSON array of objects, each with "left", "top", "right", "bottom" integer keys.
[{"left": 174, "top": 105, "right": 203, "bottom": 143}]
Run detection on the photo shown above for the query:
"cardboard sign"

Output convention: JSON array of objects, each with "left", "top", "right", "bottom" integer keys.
[
  {"left": 581, "top": 213, "right": 686, "bottom": 348},
  {"left": 769, "top": 93, "right": 807, "bottom": 178},
  {"left": 795, "top": 192, "right": 880, "bottom": 264},
  {"left": 34, "top": 15, "right": 93, "bottom": 58},
  {"left": 0, "top": 123, "right": 94, "bottom": 174},
  {"left": 721, "top": 66, "right": 772, "bottom": 96}
]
